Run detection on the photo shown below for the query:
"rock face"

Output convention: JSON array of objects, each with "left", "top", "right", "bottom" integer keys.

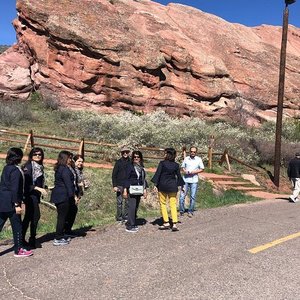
[
  {"left": 1, "top": 0, "right": 300, "bottom": 122},
  {"left": 0, "top": 45, "right": 32, "bottom": 100}
]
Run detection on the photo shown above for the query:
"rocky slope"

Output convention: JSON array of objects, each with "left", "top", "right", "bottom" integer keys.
[{"left": 0, "top": 0, "right": 299, "bottom": 124}]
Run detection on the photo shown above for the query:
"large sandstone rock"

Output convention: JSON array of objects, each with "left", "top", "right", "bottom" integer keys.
[
  {"left": 0, "top": 45, "right": 32, "bottom": 100},
  {"left": 1, "top": 0, "right": 299, "bottom": 122}
]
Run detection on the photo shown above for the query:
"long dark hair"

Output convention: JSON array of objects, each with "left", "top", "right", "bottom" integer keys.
[
  {"left": 6, "top": 147, "right": 23, "bottom": 165},
  {"left": 28, "top": 147, "right": 44, "bottom": 165},
  {"left": 73, "top": 154, "right": 84, "bottom": 162},
  {"left": 131, "top": 150, "right": 144, "bottom": 167},
  {"left": 54, "top": 150, "right": 73, "bottom": 171},
  {"left": 73, "top": 154, "right": 84, "bottom": 170},
  {"left": 164, "top": 148, "right": 176, "bottom": 162}
]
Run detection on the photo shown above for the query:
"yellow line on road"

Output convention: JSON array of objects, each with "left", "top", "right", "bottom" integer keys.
[{"left": 249, "top": 231, "right": 300, "bottom": 254}]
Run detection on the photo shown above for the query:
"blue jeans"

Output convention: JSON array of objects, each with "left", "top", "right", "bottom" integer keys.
[{"left": 179, "top": 182, "right": 198, "bottom": 214}]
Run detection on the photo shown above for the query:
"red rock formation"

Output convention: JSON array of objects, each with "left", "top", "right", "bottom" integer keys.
[
  {"left": 1, "top": 0, "right": 299, "bottom": 122},
  {"left": 0, "top": 45, "right": 32, "bottom": 100}
]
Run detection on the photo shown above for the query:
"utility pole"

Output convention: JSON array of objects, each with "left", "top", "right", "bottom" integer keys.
[{"left": 273, "top": 0, "right": 296, "bottom": 188}]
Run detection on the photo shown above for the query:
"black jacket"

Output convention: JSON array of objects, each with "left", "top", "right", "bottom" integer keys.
[
  {"left": 50, "top": 165, "right": 76, "bottom": 204},
  {"left": 287, "top": 157, "right": 300, "bottom": 179},
  {"left": 0, "top": 165, "right": 24, "bottom": 212},
  {"left": 112, "top": 157, "right": 131, "bottom": 187},
  {"left": 151, "top": 160, "right": 184, "bottom": 193},
  {"left": 23, "top": 161, "right": 44, "bottom": 202},
  {"left": 124, "top": 164, "right": 148, "bottom": 189}
]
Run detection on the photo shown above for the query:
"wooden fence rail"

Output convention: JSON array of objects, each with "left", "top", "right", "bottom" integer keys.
[{"left": 0, "top": 128, "right": 260, "bottom": 172}]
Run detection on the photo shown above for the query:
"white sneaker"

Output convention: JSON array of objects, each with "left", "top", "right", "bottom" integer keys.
[
  {"left": 125, "top": 227, "right": 138, "bottom": 233},
  {"left": 53, "top": 238, "right": 69, "bottom": 246},
  {"left": 289, "top": 197, "right": 299, "bottom": 203}
]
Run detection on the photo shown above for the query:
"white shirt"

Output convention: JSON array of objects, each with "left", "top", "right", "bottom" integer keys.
[{"left": 181, "top": 156, "right": 204, "bottom": 183}]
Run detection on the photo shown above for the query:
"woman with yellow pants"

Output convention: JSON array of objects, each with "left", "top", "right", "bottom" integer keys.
[{"left": 151, "top": 148, "right": 184, "bottom": 231}]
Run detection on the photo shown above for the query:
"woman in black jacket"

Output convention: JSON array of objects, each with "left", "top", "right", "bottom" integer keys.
[
  {"left": 51, "top": 151, "right": 79, "bottom": 246},
  {"left": 123, "top": 150, "right": 148, "bottom": 233},
  {"left": 0, "top": 147, "right": 33, "bottom": 257},
  {"left": 22, "top": 147, "right": 47, "bottom": 248},
  {"left": 151, "top": 148, "right": 184, "bottom": 231}
]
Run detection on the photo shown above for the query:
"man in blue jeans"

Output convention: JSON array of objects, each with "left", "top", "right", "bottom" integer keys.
[{"left": 179, "top": 146, "right": 204, "bottom": 217}]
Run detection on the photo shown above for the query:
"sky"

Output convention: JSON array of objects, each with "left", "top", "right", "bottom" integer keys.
[{"left": 1, "top": 0, "right": 300, "bottom": 45}]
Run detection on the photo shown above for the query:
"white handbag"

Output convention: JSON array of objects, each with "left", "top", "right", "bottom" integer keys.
[{"left": 129, "top": 185, "right": 144, "bottom": 195}]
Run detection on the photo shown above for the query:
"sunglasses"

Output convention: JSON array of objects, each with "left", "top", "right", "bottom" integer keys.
[
  {"left": 33, "top": 153, "right": 42, "bottom": 157},
  {"left": 133, "top": 155, "right": 140, "bottom": 159}
]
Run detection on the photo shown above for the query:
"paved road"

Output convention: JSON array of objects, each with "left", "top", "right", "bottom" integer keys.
[{"left": 1, "top": 198, "right": 300, "bottom": 300}]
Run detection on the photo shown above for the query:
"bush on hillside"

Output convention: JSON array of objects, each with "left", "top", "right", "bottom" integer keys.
[
  {"left": 43, "top": 96, "right": 60, "bottom": 110},
  {"left": 49, "top": 109, "right": 299, "bottom": 166},
  {"left": 251, "top": 139, "right": 300, "bottom": 166},
  {"left": 0, "top": 100, "right": 34, "bottom": 126}
]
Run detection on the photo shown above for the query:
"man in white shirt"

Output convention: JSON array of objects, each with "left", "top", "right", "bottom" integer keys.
[{"left": 179, "top": 146, "right": 204, "bottom": 217}]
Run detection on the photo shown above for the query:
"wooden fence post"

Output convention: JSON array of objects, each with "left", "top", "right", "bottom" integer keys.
[
  {"left": 208, "top": 147, "right": 213, "bottom": 169},
  {"left": 23, "top": 131, "right": 32, "bottom": 154},
  {"left": 30, "top": 130, "right": 34, "bottom": 148},
  {"left": 219, "top": 148, "right": 231, "bottom": 172},
  {"left": 225, "top": 152, "right": 231, "bottom": 172},
  {"left": 78, "top": 138, "right": 85, "bottom": 159}
]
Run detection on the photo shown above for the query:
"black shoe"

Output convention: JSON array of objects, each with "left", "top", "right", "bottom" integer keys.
[
  {"left": 28, "top": 237, "right": 37, "bottom": 249},
  {"left": 158, "top": 223, "right": 170, "bottom": 230}
]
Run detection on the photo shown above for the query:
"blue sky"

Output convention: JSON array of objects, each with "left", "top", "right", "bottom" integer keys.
[{"left": 1, "top": 0, "right": 300, "bottom": 45}]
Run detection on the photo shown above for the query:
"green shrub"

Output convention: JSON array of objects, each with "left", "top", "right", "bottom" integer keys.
[
  {"left": 282, "top": 119, "right": 300, "bottom": 141},
  {"left": 0, "top": 100, "right": 34, "bottom": 126},
  {"left": 43, "top": 97, "right": 60, "bottom": 110}
]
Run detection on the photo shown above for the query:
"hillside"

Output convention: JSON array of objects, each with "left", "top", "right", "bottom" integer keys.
[{"left": 0, "top": 0, "right": 299, "bottom": 124}]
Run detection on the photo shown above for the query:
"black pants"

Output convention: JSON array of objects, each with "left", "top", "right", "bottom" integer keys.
[
  {"left": 126, "top": 194, "right": 141, "bottom": 229},
  {"left": 64, "top": 197, "right": 78, "bottom": 234},
  {"left": 22, "top": 196, "right": 41, "bottom": 241},
  {"left": 0, "top": 211, "right": 22, "bottom": 254},
  {"left": 55, "top": 201, "right": 70, "bottom": 239}
]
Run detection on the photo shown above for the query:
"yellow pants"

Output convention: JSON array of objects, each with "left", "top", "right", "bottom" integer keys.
[{"left": 158, "top": 192, "right": 178, "bottom": 224}]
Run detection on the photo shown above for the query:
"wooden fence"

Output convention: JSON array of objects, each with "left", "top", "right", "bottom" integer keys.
[{"left": 0, "top": 129, "right": 260, "bottom": 172}]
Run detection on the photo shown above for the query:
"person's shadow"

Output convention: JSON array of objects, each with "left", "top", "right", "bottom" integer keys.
[
  {"left": 0, "top": 225, "right": 94, "bottom": 256},
  {"left": 0, "top": 245, "right": 14, "bottom": 256},
  {"left": 136, "top": 218, "right": 147, "bottom": 226},
  {"left": 37, "top": 225, "right": 94, "bottom": 244},
  {"left": 150, "top": 217, "right": 179, "bottom": 227}
]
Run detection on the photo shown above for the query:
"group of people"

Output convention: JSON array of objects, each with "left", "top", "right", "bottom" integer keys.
[
  {"left": 112, "top": 146, "right": 205, "bottom": 233},
  {"left": 112, "top": 147, "right": 300, "bottom": 235},
  {"left": 1, "top": 144, "right": 299, "bottom": 257},
  {"left": 0, "top": 147, "right": 88, "bottom": 257}
]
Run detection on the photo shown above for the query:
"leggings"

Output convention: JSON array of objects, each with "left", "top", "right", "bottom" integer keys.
[
  {"left": 0, "top": 211, "right": 22, "bottom": 254},
  {"left": 22, "top": 196, "right": 41, "bottom": 240}
]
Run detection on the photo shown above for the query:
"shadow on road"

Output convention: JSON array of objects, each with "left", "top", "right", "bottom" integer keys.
[
  {"left": 136, "top": 218, "right": 147, "bottom": 226},
  {"left": 37, "top": 225, "right": 94, "bottom": 245},
  {"left": 0, "top": 225, "right": 94, "bottom": 256}
]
